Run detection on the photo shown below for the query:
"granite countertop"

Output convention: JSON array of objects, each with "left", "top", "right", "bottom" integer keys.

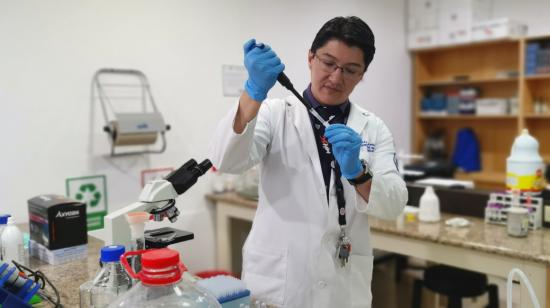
[
  {"left": 18, "top": 224, "right": 104, "bottom": 307},
  {"left": 206, "top": 192, "right": 550, "bottom": 265}
]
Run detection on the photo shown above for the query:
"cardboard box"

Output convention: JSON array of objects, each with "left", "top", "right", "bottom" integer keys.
[
  {"left": 408, "top": 0, "right": 439, "bottom": 31},
  {"left": 28, "top": 194, "right": 87, "bottom": 250},
  {"left": 408, "top": 29, "right": 439, "bottom": 49},
  {"left": 476, "top": 98, "right": 509, "bottom": 115},
  {"left": 472, "top": 18, "right": 528, "bottom": 41},
  {"left": 438, "top": 0, "right": 493, "bottom": 45},
  {"left": 29, "top": 240, "right": 88, "bottom": 265}
]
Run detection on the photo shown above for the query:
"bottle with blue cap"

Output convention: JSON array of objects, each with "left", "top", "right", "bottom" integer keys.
[
  {"left": 1, "top": 216, "right": 24, "bottom": 265},
  {"left": 0, "top": 214, "right": 10, "bottom": 260},
  {"left": 80, "top": 245, "right": 131, "bottom": 308}
]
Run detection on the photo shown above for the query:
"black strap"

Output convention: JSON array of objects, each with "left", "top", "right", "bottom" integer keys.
[
  {"left": 302, "top": 95, "right": 348, "bottom": 227},
  {"left": 333, "top": 160, "right": 347, "bottom": 226}
]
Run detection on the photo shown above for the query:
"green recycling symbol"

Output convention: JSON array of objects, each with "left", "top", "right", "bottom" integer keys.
[{"left": 75, "top": 183, "right": 102, "bottom": 207}]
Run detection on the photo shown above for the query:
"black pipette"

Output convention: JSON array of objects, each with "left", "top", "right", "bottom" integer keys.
[
  {"left": 277, "top": 73, "right": 306, "bottom": 107},
  {"left": 251, "top": 42, "right": 329, "bottom": 126},
  {"left": 277, "top": 73, "right": 330, "bottom": 127},
  {"left": 250, "top": 42, "right": 325, "bottom": 126}
]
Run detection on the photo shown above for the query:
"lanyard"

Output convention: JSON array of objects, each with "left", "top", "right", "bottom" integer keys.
[{"left": 302, "top": 95, "right": 349, "bottom": 227}]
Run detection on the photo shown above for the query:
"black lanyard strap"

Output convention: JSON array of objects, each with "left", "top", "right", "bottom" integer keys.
[
  {"left": 333, "top": 160, "right": 347, "bottom": 226},
  {"left": 302, "top": 93, "right": 348, "bottom": 227}
]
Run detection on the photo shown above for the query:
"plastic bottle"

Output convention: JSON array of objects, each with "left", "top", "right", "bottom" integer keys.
[
  {"left": 418, "top": 186, "right": 441, "bottom": 222},
  {"left": 1, "top": 217, "right": 24, "bottom": 264},
  {"left": 211, "top": 167, "right": 225, "bottom": 193},
  {"left": 506, "top": 129, "right": 545, "bottom": 195},
  {"left": 80, "top": 245, "right": 131, "bottom": 308},
  {"left": 109, "top": 248, "right": 221, "bottom": 308},
  {"left": 0, "top": 215, "right": 10, "bottom": 261}
]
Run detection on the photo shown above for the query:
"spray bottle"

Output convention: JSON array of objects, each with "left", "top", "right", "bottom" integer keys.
[{"left": 506, "top": 129, "right": 544, "bottom": 195}]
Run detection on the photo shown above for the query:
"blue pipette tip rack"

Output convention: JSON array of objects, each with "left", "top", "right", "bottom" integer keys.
[{"left": 0, "top": 262, "right": 38, "bottom": 308}]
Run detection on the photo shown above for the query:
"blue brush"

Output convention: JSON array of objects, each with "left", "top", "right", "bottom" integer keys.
[{"left": 197, "top": 275, "right": 251, "bottom": 308}]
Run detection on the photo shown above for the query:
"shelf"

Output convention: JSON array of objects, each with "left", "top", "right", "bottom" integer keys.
[
  {"left": 411, "top": 38, "right": 520, "bottom": 53},
  {"left": 418, "top": 114, "right": 517, "bottom": 120},
  {"left": 455, "top": 171, "right": 506, "bottom": 188},
  {"left": 412, "top": 36, "right": 550, "bottom": 191},
  {"left": 525, "top": 114, "right": 550, "bottom": 119},
  {"left": 418, "top": 77, "right": 518, "bottom": 87},
  {"left": 524, "top": 73, "right": 550, "bottom": 81}
]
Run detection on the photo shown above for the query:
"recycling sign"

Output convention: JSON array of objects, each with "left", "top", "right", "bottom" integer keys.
[{"left": 66, "top": 175, "right": 108, "bottom": 231}]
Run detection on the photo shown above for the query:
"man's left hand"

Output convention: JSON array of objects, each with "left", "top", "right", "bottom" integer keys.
[{"left": 325, "top": 124, "right": 363, "bottom": 179}]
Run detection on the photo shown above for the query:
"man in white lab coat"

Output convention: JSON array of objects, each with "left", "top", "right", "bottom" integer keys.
[{"left": 209, "top": 16, "right": 407, "bottom": 307}]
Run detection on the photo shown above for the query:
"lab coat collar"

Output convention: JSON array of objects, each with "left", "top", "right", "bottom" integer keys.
[{"left": 288, "top": 95, "right": 371, "bottom": 134}]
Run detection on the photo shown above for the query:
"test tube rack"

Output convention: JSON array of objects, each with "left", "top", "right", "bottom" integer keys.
[{"left": 484, "top": 193, "right": 543, "bottom": 230}]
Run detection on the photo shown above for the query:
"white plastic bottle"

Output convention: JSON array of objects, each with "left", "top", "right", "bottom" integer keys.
[
  {"left": 506, "top": 129, "right": 545, "bottom": 195},
  {"left": 1, "top": 217, "right": 24, "bottom": 264},
  {"left": 0, "top": 215, "right": 10, "bottom": 261},
  {"left": 418, "top": 186, "right": 441, "bottom": 222},
  {"left": 211, "top": 167, "right": 225, "bottom": 193}
]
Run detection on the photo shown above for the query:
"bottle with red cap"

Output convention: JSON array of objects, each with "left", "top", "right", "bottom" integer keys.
[{"left": 109, "top": 248, "right": 221, "bottom": 307}]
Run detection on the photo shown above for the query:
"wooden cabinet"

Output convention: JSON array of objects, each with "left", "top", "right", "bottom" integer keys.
[{"left": 412, "top": 38, "right": 550, "bottom": 190}]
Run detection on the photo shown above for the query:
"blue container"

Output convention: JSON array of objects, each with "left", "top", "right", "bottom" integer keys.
[{"left": 0, "top": 262, "right": 38, "bottom": 308}]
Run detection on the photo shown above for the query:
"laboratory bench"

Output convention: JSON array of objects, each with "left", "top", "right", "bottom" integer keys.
[
  {"left": 19, "top": 224, "right": 104, "bottom": 307},
  {"left": 206, "top": 192, "right": 550, "bottom": 308}
]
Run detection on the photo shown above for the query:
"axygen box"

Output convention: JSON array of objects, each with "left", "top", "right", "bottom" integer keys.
[{"left": 28, "top": 194, "right": 87, "bottom": 250}]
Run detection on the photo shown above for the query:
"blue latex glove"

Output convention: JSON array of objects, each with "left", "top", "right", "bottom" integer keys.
[
  {"left": 243, "top": 38, "right": 285, "bottom": 102},
  {"left": 325, "top": 124, "right": 363, "bottom": 179}
]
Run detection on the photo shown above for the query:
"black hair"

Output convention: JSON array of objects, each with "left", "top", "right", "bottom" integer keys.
[{"left": 310, "top": 16, "right": 376, "bottom": 70}]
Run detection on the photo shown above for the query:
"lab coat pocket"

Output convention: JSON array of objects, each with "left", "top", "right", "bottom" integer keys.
[
  {"left": 243, "top": 245, "right": 288, "bottom": 306},
  {"left": 350, "top": 254, "right": 374, "bottom": 308}
]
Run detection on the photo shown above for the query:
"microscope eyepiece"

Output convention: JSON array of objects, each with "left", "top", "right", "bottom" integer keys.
[{"left": 166, "top": 158, "right": 212, "bottom": 195}]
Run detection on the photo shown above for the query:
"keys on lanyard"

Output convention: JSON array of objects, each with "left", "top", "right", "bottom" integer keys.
[{"left": 336, "top": 226, "right": 351, "bottom": 267}]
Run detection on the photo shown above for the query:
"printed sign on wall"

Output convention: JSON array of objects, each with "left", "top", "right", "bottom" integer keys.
[
  {"left": 222, "top": 65, "right": 247, "bottom": 97},
  {"left": 66, "top": 175, "right": 108, "bottom": 231}
]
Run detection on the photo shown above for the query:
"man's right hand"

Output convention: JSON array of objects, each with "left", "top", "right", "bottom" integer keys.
[{"left": 243, "top": 38, "right": 285, "bottom": 103}]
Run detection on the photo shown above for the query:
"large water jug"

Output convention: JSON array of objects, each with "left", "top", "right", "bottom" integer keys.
[
  {"left": 506, "top": 129, "right": 544, "bottom": 195},
  {"left": 108, "top": 248, "right": 221, "bottom": 308}
]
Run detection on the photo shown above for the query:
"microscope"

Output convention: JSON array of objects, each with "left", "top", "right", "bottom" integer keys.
[{"left": 104, "top": 159, "right": 212, "bottom": 248}]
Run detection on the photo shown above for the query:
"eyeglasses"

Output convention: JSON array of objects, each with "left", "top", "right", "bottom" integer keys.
[{"left": 314, "top": 54, "right": 364, "bottom": 80}]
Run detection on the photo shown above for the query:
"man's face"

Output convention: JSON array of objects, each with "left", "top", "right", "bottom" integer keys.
[{"left": 308, "top": 39, "right": 366, "bottom": 105}]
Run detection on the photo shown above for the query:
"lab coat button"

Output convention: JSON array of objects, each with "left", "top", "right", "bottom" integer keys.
[{"left": 317, "top": 280, "right": 327, "bottom": 288}]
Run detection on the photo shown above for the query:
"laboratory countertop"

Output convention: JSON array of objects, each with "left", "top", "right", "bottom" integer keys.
[
  {"left": 19, "top": 224, "right": 104, "bottom": 307},
  {"left": 206, "top": 192, "right": 550, "bottom": 265}
]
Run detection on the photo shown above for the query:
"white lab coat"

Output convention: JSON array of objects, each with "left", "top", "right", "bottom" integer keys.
[{"left": 209, "top": 96, "right": 407, "bottom": 308}]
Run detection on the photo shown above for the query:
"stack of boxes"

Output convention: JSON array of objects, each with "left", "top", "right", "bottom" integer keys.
[
  {"left": 407, "top": 0, "right": 439, "bottom": 49},
  {"left": 408, "top": 0, "right": 527, "bottom": 49},
  {"left": 420, "top": 90, "right": 516, "bottom": 116},
  {"left": 526, "top": 41, "right": 550, "bottom": 75},
  {"left": 438, "top": 0, "right": 492, "bottom": 45}
]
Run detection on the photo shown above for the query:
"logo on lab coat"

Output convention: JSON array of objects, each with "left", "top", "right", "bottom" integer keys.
[{"left": 361, "top": 141, "right": 375, "bottom": 152}]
